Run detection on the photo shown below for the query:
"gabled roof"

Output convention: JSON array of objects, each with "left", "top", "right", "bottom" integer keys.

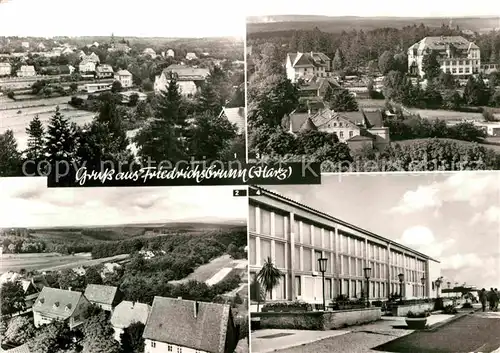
[
  {"left": 362, "top": 110, "right": 384, "bottom": 128},
  {"left": 287, "top": 52, "right": 330, "bottom": 68},
  {"left": 96, "top": 64, "right": 113, "bottom": 73},
  {"left": 163, "top": 64, "right": 209, "bottom": 80},
  {"left": 143, "top": 296, "right": 232, "bottom": 353},
  {"left": 220, "top": 107, "right": 245, "bottom": 134},
  {"left": 409, "top": 36, "right": 479, "bottom": 53},
  {"left": 0, "top": 62, "right": 11, "bottom": 67},
  {"left": 347, "top": 134, "right": 373, "bottom": 141},
  {"left": 84, "top": 284, "right": 119, "bottom": 305},
  {"left": 33, "top": 287, "right": 83, "bottom": 319},
  {"left": 116, "top": 69, "right": 132, "bottom": 76},
  {"left": 20, "top": 279, "right": 33, "bottom": 292},
  {"left": 111, "top": 301, "right": 151, "bottom": 329},
  {"left": 300, "top": 117, "right": 317, "bottom": 132}
]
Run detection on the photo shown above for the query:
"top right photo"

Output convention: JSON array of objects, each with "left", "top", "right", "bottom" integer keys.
[{"left": 246, "top": 1, "right": 500, "bottom": 172}]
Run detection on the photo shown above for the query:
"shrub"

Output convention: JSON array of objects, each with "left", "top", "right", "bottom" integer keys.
[
  {"left": 407, "top": 310, "right": 431, "bottom": 318},
  {"left": 462, "top": 302, "right": 473, "bottom": 309},
  {"left": 442, "top": 304, "right": 458, "bottom": 314},
  {"left": 262, "top": 301, "right": 312, "bottom": 312}
]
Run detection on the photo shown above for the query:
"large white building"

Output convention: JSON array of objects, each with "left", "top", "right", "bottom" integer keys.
[
  {"left": 286, "top": 52, "right": 332, "bottom": 83},
  {"left": 249, "top": 186, "right": 441, "bottom": 310},
  {"left": 154, "top": 64, "right": 209, "bottom": 97},
  {"left": 408, "top": 36, "right": 481, "bottom": 78}
]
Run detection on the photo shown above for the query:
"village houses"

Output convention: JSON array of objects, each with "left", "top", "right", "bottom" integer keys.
[
  {"left": 142, "top": 296, "right": 238, "bottom": 353},
  {"left": 83, "top": 284, "right": 122, "bottom": 312},
  {"left": 33, "top": 287, "right": 90, "bottom": 329},
  {"left": 111, "top": 301, "right": 151, "bottom": 342},
  {"left": 154, "top": 64, "right": 209, "bottom": 97},
  {"left": 114, "top": 69, "right": 133, "bottom": 87},
  {"left": 16, "top": 65, "right": 36, "bottom": 77},
  {"left": 0, "top": 62, "right": 12, "bottom": 76},
  {"left": 95, "top": 64, "right": 114, "bottom": 78},
  {"left": 286, "top": 51, "right": 332, "bottom": 83}
]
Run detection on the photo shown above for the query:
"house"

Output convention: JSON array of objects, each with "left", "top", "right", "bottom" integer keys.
[
  {"left": 21, "top": 279, "right": 40, "bottom": 310},
  {"left": 96, "top": 64, "right": 114, "bottom": 78},
  {"left": 285, "top": 108, "right": 390, "bottom": 151},
  {"left": 114, "top": 69, "right": 133, "bottom": 88},
  {"left": 92, "top": 41, "right": 100, "bottom": 47},
  {"left": 77, "top": 50, "right": 86, "bottom": 59},
  {"left": 111, "top": 301, "right": 151, "bottom": 341},
  {"left": 85, "top": 52, "right": 100, "bottom": 63},
  {"left": 83, "top": 284, "right": 122, "bottom": 312},
  {"left": 21, "top": 42, "right": 30, "bottom": 49},
  {"left": 120, "top": 90, "right": 148, "bottom": 104},
  {"left": 219, "top": 107, "right": 245, "bottom": 135},
  {"left": 143, "top": 296, "right": 238, "bottom": 353},
  {"left": 481, "top": 63, "right": 498, "bottom": 75},
  {"left": 407, "top": 36, "right": 481, "bottom": 78},
  {"left": 185, "top": 52, "right": 198, "bottom": 60},
  {"left": 39, "top": 65, "right": 72, "bottom": 75},
  {"left": 0, "top": 62, "right": 12, "bottom": 76},
  {"left": 79, "top": 59, "right": 96, "bottom": 73},
  {"left": 33, "top": 287, "right": 90, "bottom": 329},
  {"left": 143, "top": 48, "right": 157, "bottom": 58},
  {"left": 109, "top": 42, "right": 131, "bottom": 53},
  {"left": 298, "top": 76, "right": 339, "bottom": 98},
  {"left": 154, "top": 64, "right": 210, "bottom": 97},
  {"left": 16, "top": 65, "right": 36, "bottom": 77},
  {"left": 61, "top": 47, "right": 74, "bottom": 55},
  {"left": 166, "top": 48, "right": 175, "bottom": 58},
  {"left": 286, "top": 52, "right": 332, "bottom": 83},
  {"left": 37, "top": 43, "right": 46, "bottom": 51},
  {"left": 100, "top": 263, "right": 122, "bottom": 279}
]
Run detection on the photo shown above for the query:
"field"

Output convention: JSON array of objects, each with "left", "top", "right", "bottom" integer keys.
[
  {"left": 0, "top": 252, "right": 129, "bottom": 273},
  {"left": 407, "top": 108, "right": 484, "bottom": 121},
  {"left": 395, "top": 138, "right": 500, "bottom": 153},
  {"left": 169, "top": 254, "right": 247, "bottom": 285}
]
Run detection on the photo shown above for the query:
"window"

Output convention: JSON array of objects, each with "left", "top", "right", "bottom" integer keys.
[
  {"left": 151, "top": 341, "right": 156, "bottom": 348},
  {"left": 167, "top": 345, "right": 172, "bottom": 351},
  {"left": 452, "top": 68, "right": 457, "bottom": 73},
  {"left": 303, "top": 249, "right": 312, "bottom": 271},
  {"left": 294, "top": 246, "right": 300, "bottom": 270},
  {"left": 249, "top": 237, "right": 256, "bottom": 265},
  {"left": 177, "top": 347, "right": 182, "bottom": 353},
  {"left": 339, "top": 122, "right": 343, "bottom": 127},
  {"left": 275, "top": 242, "right": 285, "bottom": 268},
  {"left": 325, "top": 279, "right": 332, "bottom": 299},
  {"left": 260, "top": 239, "right": 271, "bottom": 265},
  {"left": 313, "top": 226, "right": 322, "bottom": 246},
  {"left": 275, "top": 213, "right": 285, "bottom": 238},
  {"left": 314, "top": 250, "right": 322, "bottom": 271},
  {"left": 295, "top": 276, "right": 301, "bottom": 297},
  {"left": 465, "top": 67, "right": 470, "bottom": 73},
  {"left": 349, "top": 131, "right": 353, "bottom": 138},
  {"left": 275, "top": 275, "right": 286, "bottom": 300},
  {"left": 260, "top": 209, "right": 271, "bottom": 235},
  {"left": 302, "top": 222, "right": 311, "bottom": 245},
  {"left": 342, "top": 256, "right": 349, "bottom": 275},
  {"left": 340, "top": 131, "right": 344, "bottom": 138}
]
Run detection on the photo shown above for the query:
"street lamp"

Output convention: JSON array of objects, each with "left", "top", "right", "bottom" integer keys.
[
  {"left": 318, "top": 257, "right": 328, "bottom": 311},
  {"left": 447, "top": 281, "right": 451, "bottom": 298},
  {"left": 363, "top": 267, "right": 372, "bottom": 307},
  {"left": 421, "top": 277, "right": 426, "bottom": 299},
  {"left": 398, "top": 273, "right": 404, "bottom": 302},
  {"left": 435, "top": 277, "right": 442, "bottom": 298}
]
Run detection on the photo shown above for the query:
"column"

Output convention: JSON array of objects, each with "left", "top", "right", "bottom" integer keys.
[
  {"left": 289, "top": 212, "right": 295, "bottom": 301},
  {"left": 386, "top": 243, "right": 391, "bottom": 299}
]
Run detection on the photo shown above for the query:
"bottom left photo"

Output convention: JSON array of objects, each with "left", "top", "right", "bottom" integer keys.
[{"left": 0, "top": 179, "right": 249, "bottom": 353}]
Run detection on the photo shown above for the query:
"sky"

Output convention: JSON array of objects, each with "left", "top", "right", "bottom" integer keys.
[
  {"left": 0, "top": 178, "right": 247, "bottom": 227},
  {"left": 0, "top": 0, "right": 246, "bottom": 38},
  {"left": 246, "top": 0, "right": 500, "bottom": 17},
  {"left": 268, "top": 172, "right": 500, "bottom": 289}
]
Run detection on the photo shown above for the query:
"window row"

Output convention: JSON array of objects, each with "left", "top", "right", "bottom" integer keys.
[
  {"left": 340, "top": 279, "right": 387, "bottom": 299},
  {"left": 341, "top": 256, "right": 388, "bottom": 279},
  {"left": 441, "top": 59, "right": 480, "bottom": 66}
]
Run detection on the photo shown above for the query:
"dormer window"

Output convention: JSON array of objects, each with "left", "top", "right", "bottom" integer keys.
[
  {"left": 53, "top": 301, "right": 60, "bottom": 308},
  {"left": 65, "top": 304, "right": 72, "bottom": 311},
  {"left": 38, "top": 298, "right": 45, "bottom": 305}
]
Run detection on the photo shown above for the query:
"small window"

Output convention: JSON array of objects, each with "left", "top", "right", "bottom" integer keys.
[
  {"left": 167, "top": 345, "right": 172, "bottom": 352},
  {"left": 177, "top": 348, "right": 182, "bottom": 353}
]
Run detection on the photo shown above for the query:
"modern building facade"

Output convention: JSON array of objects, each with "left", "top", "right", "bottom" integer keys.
[
  {"left": 249, "top": 186, "right": 441, "bottom": 310},
  {"left": 407, "top": 36, "right": 481, "bottom": 78}
]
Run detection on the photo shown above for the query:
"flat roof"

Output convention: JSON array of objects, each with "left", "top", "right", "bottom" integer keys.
[{"left": 249, "top": 185, "right": 440, "bottom": 263}]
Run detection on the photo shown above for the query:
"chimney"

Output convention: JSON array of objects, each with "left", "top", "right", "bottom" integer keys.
[{"left": 194, "top": 301, "right": 199, "bottom": 318}]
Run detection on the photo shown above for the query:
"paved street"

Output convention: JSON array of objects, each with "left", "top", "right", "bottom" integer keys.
[{"left": 253, "top": 312, "right": 500, "bottom": 353}]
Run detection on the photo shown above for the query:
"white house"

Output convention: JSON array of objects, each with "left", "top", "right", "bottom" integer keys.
[
  {"left": 142, "top": 297, "right": 238, "bottom": 353},
  {"left": 407, "top": 36, "right": 481, "bottom": 78},
  {"left": 17, "top": 65, "right": 36, "bottom": 77},
  {"left": 185, "top": 52, "right": 198, "bottom": 61},
  {"left": 154, "top": 64, "right": 209, "bottom": 97},
  {"left": 219, "top": 107, "right": 245, "bottom": 135},
  {"left": 96, "top": 64, "right": 114, "bottom": 78},
  {"left": 33, "top": 287, "right": 90, "bottom": 329},
  {"left": 143, "top": 48, "right": 157, "bottom": 58},
  {"left": 111, "top": 301, "right": 151, "bottom": 342},
  {"left": 286, "top": 52, "right": 332, "bottom": 83},
  {"left": 83, "top": 284, "right": 122, "bottom": 312},
  {"left": 114, "top": 69, "right": 133, "bottom": 88},
  {"left": 166, "top": 49, "right": 175, "bottom": 58},
  {"left": 21, "top": 41, "right": 30, "bottom": 49},
  {"left": 0, "top": 62, "right": 12, "bottom": 76},
  {"left": 79, "top": 60, "right": 96, "bottom": 73}
]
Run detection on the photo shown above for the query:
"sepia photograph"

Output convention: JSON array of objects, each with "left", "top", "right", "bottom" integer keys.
[
  {"left": 248, "top": 172, "right": 500, "bottom": 352},
  {"left": 0, "top": 178, "right": 249, "bottom": 353},
  {"left": 246, "top": 0, "right": 500, "bottom": 172},
  {"left": 0, "top": 0, "right": 246, "bottom": 177}
]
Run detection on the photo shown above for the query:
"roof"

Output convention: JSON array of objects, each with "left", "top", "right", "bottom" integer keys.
[
  {"left": 163, "top": 65, "right": 209, "bottom": 80},
  {"left": 33, "top": 287, "right": 83, "bottom": 319},
  {"left": 143, "top": 296, "right": 232, "bottom": 353},
  {"left": 111, "top": 301, "right": 151, "bottom": 329},
  {"left": 20, "top": 279, "right": 32, "bottom": 292},
  {"left": 249, "top": 186, "right": 440, "bottom": 263},
  {"left": 84, "top": 284, "right": 119, "bottom": 305},
  {"left": 362, "top": 110, "right": 384, "bottom": 128},
  {"left": 288, "top": 52, "right": 330, "bottom": 68},
  {"left": 19, "top": 65, "right": 35, "bottom": 71},
  {"left": 221, "top": 107, "right": 245, "bottom": 134},
  {"left": 300, "top": 117, "right": 317, "bottom": 132},
  {"left": 116, "top": 69, "right": 132, "bottom": 76},
  {"left": 409, "top": 36, "right": 479, "bottom": 53},
  {"left": 347, "top": 135, "right": 373, "bottom": 141},
  {"left": 0, "top": 62, "right": 11, "bottom": 67},
  {"left": 96, "top": 64, "right": 114, "bottom": 73}
]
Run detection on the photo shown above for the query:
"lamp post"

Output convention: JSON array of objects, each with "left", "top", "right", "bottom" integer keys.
[
  {"left": 447, "top": 281, "right": 451, "bottom": 298},
  {"left": 435, "top": 277, "right": 442, "bottom": 298},
  {"left": 363, "top": 267, "right": 372, "bottom": 308},
  {"left": 318, "top": 257, "right": 328, "bottom": 311},
  {"left": 421, "top": 277, "right": 426, "bottom": 299},
  {"left": 398, "top": 273, "right": 404, "bottom": 303}
]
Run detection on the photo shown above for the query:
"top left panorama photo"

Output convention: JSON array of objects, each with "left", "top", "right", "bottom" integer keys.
[{"left": 0, "top": 0, "right": 246, "bottom": 177}]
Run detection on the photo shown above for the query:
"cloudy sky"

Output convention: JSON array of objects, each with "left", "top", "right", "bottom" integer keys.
[
  {"left": 247, "top": 0, "right": 500, "bottom": 17},
  {"left": 0, "top": 0, "right": 245, "bottom": 37},
  {"left": 0, "top": 178, "right": 247, "bottom": 228},
  {"left": 268, "top": 172, "right": 500, "bottom": 289}
]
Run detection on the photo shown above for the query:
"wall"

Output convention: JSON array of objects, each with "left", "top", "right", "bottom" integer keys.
[
  {"left": 391, "top": 303, "right": 434, "bottom": 317},
  {"left": 427, "top": 259, "right": 442, "bottom": 298},
  {"left": 253, "top": 308, "right": 381, "bottom": 330},
  {"left": 143, "top": 339, "right": 208, "bottom": 353}
]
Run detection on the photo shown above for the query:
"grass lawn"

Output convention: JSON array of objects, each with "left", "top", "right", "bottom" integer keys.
[
  {"left": 394, "top": 138, "right": 500, "bottom": 153},
  {"left": 407, "top": 108, "right": 484, "bottom": 121},
  {"left": 169, "top": 254, "right": 237, "bottom": 284}
]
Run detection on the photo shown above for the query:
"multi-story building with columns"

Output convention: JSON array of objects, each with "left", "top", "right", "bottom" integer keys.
[{"left": 248, "top": 186, "right": 441, "bottom": 310}]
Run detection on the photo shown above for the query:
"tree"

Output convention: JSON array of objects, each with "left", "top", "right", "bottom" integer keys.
[
  {"left": 1, "top": 280, "right": 26, "bottom": 316},
  {"left": 0, "top": 129, "right": 22, "bottom": 176},
  {"left": 257, "top": 257, "right": 283, "bottom": 301},
  {"left": 378, "top": 50, "right": 395, "bottom": 75},
  {"left": 85, "top": 266, "right": 103, "bottom": 285},
  {"left": 44, "top": 106, "right": 78, "bottom": 166},
  {"left": 120, "top": 322, "right": 145, "bottom": 353},
  {"left": 69, "top": 82, "right": 78, "bottom": 93},
  {"left": 135, "top": 78, "right": 188, "bottom": 161},
  {"left": 248, "top": 126, "right": 297, "bottom": 157},
  {"left": 325, "top": 87, "right": 358, "bottom": 112},
  {"left": 129, "top": 93, "right": 139, "bottom": 106},
  {"left": 442, "top": 90, "right": 463, "bottom": 110},
  {"left": 198, "top": 80, "right": 222, "bottom": 115},
  {"left": 25, "top": 115, "right": 46, "bottom": 168},
  {"left": 189, "top": 112, "right": 238, "bottom": 160},
  {"left": 250, "top": 277, "right": 265, "bottom": 311},
  {"left": 82, "top": 311, "right": 121, "bottom": 353},
  {"left": 393, "top": 52, "right": 408, "bottom": 73},
  {"left": 28, "top": 321, "right": 73, "bottom": 353},
  {"left": 463, "top": 76, "right": 490, "bottom": 106},
  {"left": 111, "top": 80, "right": 122, "bottom": 93},
  {"left": 4, "top": 316, "right": 36, "bottom": 345},
  {"left": 58, "top": 268, "right": 85, "bottom": 291},
  {"left": 422, "top": 50, "right": 441, "bottom": 80},
  {"left": 332, "top": 48, "right": 345, "bottom": 71}
]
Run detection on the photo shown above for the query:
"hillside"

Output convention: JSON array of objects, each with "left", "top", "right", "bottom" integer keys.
[{"left": 247, "top": 15, "right": 500, "bottom": 34}]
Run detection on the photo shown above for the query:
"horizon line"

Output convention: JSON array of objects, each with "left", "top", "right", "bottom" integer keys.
[{"left": 247, "top": 13, "right": 500, "bottom": 20}]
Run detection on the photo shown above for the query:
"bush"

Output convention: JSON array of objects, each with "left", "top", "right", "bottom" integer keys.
[
  {"left": 442, "top": 304, "right": 458, "bottom": 314},
  {"left": 7, "top": 91, "right": 15, "bottom": 100},
  {"left": 407, "top": 310, "right": 431, "bottom": 318},
  {"left": 262, "top": 301, "right": 312, "bottom": 312},
  {"left": 462, "top": 302, "right": 473, "bottom": 309}
]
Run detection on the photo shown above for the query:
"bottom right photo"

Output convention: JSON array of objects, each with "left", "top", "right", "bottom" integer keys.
[{"left": 248, "top": 172, "right": 500, "bottom": 353}]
